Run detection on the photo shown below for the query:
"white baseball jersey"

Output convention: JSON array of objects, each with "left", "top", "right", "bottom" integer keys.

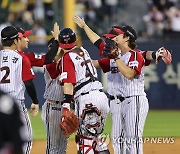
[
  {"left": 42, "top": 62, "right": 67, "bottom": 153},
  {"left": 0, "top": 49, "right": 35, "bottom": 100},
  {"left": 98, "top": 50, "right": 145, "bottom": 97},
  {"left": 59, "top": 47, "right": 103, "bottom": 98},
  {"left": 43, "top": 62, "right": 63, "bottom": 101}
]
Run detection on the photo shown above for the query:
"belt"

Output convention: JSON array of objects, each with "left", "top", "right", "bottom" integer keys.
[
  {"left": 108, "top": 94, "right": 130, "bottom": 102},
  {"left": 81, "top": 89, "right": 103, "bottom": 96},
  {"left": 48, "top": 100, "right": 60, "bottom": 104}
]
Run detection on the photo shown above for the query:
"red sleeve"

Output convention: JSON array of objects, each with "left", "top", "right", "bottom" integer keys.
[
  {"left": 46, "top": 62, "right": 59, "bottom": 79},
  {"left": 141, "top": 51, "right": 151, "bottom": 66},
  {"left": 93, "top": 39, "right": 105, "bottom": 56},
  {"left": 98, "top": 58, "right": 110, "bottom": 73},
  {"left": 99, "top": 41, "right": 105, "bottom": 56},
  {"left": 128, "top": 51, "right": 144, "bottom": 76},
  {"left": 23, "top": 52, "right": 45, "bottom": 67},
  {"left": 20, "top": 54, "right": 35, "bottom": 81},
  {"left": 60, "top": 53, "right": 76, "bottom": 85}
]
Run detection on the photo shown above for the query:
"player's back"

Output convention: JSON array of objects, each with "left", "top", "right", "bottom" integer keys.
[
  {"left": 0, "top": 49, "right": 25, "bottom": 100},
  {"left": 68, "top": 47, "right": 103, "bottom": 97}
]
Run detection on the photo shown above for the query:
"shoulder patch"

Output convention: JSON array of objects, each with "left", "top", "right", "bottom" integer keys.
[
  {"left": 35, "top": 54, "right": 42, "bottom": 59},
  {"left": 129, "top": 61, "right": 139, "bottom": 67}
]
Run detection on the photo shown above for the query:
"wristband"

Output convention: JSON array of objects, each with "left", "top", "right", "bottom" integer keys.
[
  {"left": 152, "top": 51, "right": 156, "bottom": 59},
  {"left": 32, "top": 98, "right": 39, "bottom": 104},
  {"left": 63, "top": 94, "right": 73, "bottom": 103}
]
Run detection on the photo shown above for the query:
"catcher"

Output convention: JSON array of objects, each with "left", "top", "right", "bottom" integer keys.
[{"left": 54, "top": 28, "right": 110, "bottom": 154}]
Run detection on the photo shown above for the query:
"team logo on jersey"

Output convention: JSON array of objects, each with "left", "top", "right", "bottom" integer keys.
[
  {"left": 128, "top": 61, "right": 139, "bottom": 67},
  {"left": 35, "top": 54, "right": 42, "bottom": 59}
]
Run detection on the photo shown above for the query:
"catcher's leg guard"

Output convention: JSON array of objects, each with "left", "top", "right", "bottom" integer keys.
[
  {"left": 81, "top": 104, "right": 104, "bottom": 136},
  {"left": 75, "top": 134, "right": 96, "bottom": 154}
]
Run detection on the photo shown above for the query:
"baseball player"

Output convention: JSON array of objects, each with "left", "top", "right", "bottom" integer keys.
[
  {"left": 41, "top": 38, "right": 68, "bottom": 154},
  {"left": 16, "top": 23, "right": 60, "bottom": 67},
  {"left": 73, "top": 16, "right": 172, "bottom": 154},
  {"left": 0, "top": 89, "right": 26, "bottom": 154},
  {"left": 0, "top": 26, "right": 39, "bottom": 154},
  {"left": 56, "top": 28, "right": 110, "bottom": 154}
]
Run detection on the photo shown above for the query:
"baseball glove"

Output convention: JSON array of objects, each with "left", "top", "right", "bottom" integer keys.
[
  {"left": 156, "top": 47, "right": 172, "bottom": 64},
  {"left": 60, "top": 108, "right": 79, "bottom": 138},
  {"left": 102, "top": 38, "right": 119, "bottom": 59}
]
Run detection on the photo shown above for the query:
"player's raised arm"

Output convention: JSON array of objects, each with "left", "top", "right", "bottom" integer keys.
[
  {"left": 73, "top": 15, "right": 100, "bottom": 44},
  {"left": 44, "top": 22, "right": 60, "bottom": 64}
]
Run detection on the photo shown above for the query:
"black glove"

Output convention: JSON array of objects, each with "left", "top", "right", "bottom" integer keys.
[{"left": 102, "top": 38, "right": 119, "bottom": 59}]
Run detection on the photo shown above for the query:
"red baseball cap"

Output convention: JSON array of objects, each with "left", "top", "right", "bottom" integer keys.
[
  {"left": 103, "top": 25, "right": 137, "bottom": 40},
  {"left": 16, "top": 27, "right": 32, "bottom": 38},
  {"left": 103, "top": 26, "right": 124, "bottom": 38}
]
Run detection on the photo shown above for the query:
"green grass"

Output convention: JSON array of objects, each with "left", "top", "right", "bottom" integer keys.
[{"left": 30, "top": 110, "right": 180, "bottom": 140}]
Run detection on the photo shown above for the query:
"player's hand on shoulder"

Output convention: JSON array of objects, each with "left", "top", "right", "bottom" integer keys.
[{"left": 30, "top": 103, "right": 39, "bottom": 117}]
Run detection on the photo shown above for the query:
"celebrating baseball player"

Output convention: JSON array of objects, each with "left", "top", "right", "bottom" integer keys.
[
  {"left": 50, "top": 27, "right": 110, "bottom": 154},
  {"left": 73, "top": 16, "right": 172, "bottom": 154},
  {"left": 41, "top": 38, "right": 68, "bottom": 154},
  {"left": 0, "top": 26, "right": 39, "bottom": 154},
  {"left": 16, "top": 23, "right": 60, "bottom": 67}
]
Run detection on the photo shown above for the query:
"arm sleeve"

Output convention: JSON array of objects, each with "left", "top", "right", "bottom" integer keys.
[
  {"left": 141, "top": 51, "right": 152, "bottom": 66},
  {"left": 46, "top": 62, "right": 59, "bottom": 79},
  {"left": 23, "top": 52, "right": 45, "bottom": 67},
  {"left": 98, "top": 58, "right": 111, "bottom": 73},
  {"left": 22, "top": 55, "right": 35, "bottom": 81},
  {"left": 128, "top": 51, "right": 144, "bottom": 76},
  {"left": 60, "top": 53, "right": 76, "bottom": 85},
  {"left": 44, "top": 40, "right": 59, "bottom": 64},
  {"left": 24, "top": 80, "right": 39, "bottom": 104},
  {"left": 94, "top": 38, "right": 105, "bottom": 56}
]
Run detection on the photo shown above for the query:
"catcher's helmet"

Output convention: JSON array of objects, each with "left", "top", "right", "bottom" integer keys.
[{"left": 58, "top": 28, "right": 76, "bottom": 49}]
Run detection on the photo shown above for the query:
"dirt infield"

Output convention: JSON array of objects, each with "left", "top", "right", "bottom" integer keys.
[{"left": 31, "top": 138, "right": 180, "bottom": 154}]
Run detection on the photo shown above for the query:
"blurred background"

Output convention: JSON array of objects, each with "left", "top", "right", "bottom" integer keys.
[{"left": 0, "top": 0, "right": 180, "bottom": 109}]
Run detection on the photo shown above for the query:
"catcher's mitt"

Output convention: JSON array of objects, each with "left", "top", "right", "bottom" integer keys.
[
  {"left": 102, "top": 38, "right": 119, "bottom": 59},
  {"left": 156, "top": 47, "right": 172, "bottom": 64},
  {"left": 60, "top": 108, "right": 79, "bottom": 138}
]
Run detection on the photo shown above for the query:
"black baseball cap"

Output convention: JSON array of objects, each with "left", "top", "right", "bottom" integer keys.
[
  {"left": 103, "top": 25, "right": 137, "bottom": 41},
  {"left": 1, "top": 26, "right": 19, "bottom": 41},
  {"left": 16, "top": 27, "right": 32, "bottom": 38}
]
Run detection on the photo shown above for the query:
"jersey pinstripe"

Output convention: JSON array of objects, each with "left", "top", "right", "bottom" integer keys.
[
  {"left": 42, "top": 63, "right": 67, "bottom": 154},
  {"left": 43, "top": 66, "right": 63, "bottom": 101},
  {"left": 0, "top": 49, "right": 27, "bottom": 100},
  {"left": 0, "top": 49, "right": 35, "bottom": 154},
  {"left": 99, "top": 50, "right": 145, "bottom": 97}
]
